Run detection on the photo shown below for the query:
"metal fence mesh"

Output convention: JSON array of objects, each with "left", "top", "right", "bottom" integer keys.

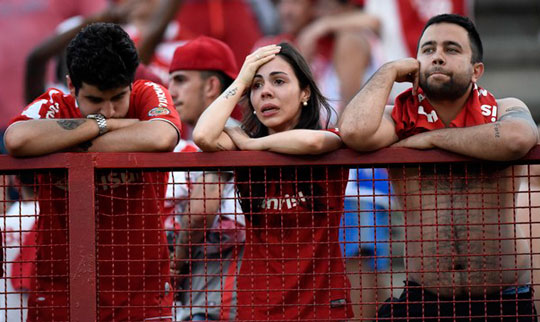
[{"left": 0, "top": 153, "right": 538, "bottom": 321}]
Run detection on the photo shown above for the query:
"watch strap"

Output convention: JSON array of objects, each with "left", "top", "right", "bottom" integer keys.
[{"left": 87, "top": 113, "right": 108, "bottom": 136}]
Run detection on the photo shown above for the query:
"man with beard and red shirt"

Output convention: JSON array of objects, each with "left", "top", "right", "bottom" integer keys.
[
  {"left": 339, "top": 14, "right": 539, "bottom": 320},
  {"left": 4, "top": 23, "right": 181, "bottom": 321}
]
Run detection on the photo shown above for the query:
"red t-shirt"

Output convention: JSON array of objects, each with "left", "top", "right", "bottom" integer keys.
[
  {"left": 392, "top": 84, "right": 498, "bottom": 140},
  {"left": 10, "top": 80, "right": 181, "bottom": 321},
  {"left": 236, "top": 166, "right": 353, "bottom": 320}
]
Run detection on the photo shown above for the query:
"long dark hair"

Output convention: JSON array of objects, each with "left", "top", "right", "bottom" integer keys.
[
  {"left": 236, "top": 42, "right": 334, "bottom": 222},
  {"left": 240, "top": 42, "right": 334, "bottom": 138}
]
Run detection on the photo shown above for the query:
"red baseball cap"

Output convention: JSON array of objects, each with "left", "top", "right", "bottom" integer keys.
[{"left": 169, "top": 36, "right": 238, "bottom": 80}]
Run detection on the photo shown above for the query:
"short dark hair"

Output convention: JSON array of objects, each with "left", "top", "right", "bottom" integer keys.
[
  {"left": 66, "top": 23, "right": 139, "bottom": 93},
  {"left": 200, "top": 70, "right": 234, "bottom": 93},
  {"left": 418, "top": 14, "right": 483, "bottom": 63},
  {"left": 242, "top": 42, "right": 334, "bottom": 138}
]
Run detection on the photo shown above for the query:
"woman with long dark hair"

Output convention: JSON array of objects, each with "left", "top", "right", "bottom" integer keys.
[{"left": 193, "top": 42, "right": 352, "bottom": 320}]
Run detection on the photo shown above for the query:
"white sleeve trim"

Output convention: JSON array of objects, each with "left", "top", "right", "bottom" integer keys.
[{"left": 149, "top": 118, "right": 181, "bottom": 143}]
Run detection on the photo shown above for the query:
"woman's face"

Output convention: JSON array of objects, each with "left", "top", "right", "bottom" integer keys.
[{"left": 249, "top": 56, "right": 310, "bottom": 134}]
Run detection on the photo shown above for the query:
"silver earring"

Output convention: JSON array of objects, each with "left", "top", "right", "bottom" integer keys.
[{"left": 302, "top": 101, "right": 308, "bottom": 106}]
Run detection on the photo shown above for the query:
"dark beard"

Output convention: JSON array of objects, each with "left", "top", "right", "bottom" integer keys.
[{"left": 420, "top": 74, "right": 471, "bottom": 101}]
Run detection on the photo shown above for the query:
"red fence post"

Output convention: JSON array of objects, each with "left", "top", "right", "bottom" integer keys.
[{"left": 68, "top": 154, "right": 96, "bottom": 322}]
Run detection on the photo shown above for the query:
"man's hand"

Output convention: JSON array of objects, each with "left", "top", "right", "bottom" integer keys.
[
  {"left": 386, "top": 58, "right": 420, "bottom": 95},
  {"left": 391, "top": 131, "right": 435, "bottom": 150}
]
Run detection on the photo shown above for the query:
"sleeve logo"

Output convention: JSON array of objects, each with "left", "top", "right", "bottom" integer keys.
[{"left": 148, "top": 107, "right": 171, "bottom": 116}]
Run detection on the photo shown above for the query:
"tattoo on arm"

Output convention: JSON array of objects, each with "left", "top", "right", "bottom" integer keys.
[
  {"left": 57, "top": 119, "right": 85, "bottom": 130},
  {"left": 224, "top": 87, "right": 238, "bottom": 99},
  {"left": 494, "top": 123, "right": 500, "bottom": 138}
]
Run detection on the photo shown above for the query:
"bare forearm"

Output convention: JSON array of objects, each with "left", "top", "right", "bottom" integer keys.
[
  {"left": 5, "top": 119, "right": 99, "bottom": 156},
  {"left": 338, "top": 64, "right": 395, "bottom": 145},
  {"left": 137, "top": 0, "right": 183, "bottom": 64},
  {"left": 178, "top": 208, "right": 218, "bottom": 245},
  {"left": 325, "top": 10, "right": 381, "bottom": 35},
  {"left": 87, "top": 120, "right": 178, "bottom": 152},
  {"left": 182, "top": 173, "right": 223, "bottom": 237},
  {"left": 193, "top": 81, "right": 245, "bottom": 151},
  {"left": 333, "top": 31, "right": 371, "bottom": 105},
  {"left": 175, "top": 181, "right": 221, "bottom": 260},
  {"left": 242, "top": 130, "right": 341, "bottom": 154},
  {"left": 429, "top": 121, "right": 537, "bottom": 161}
]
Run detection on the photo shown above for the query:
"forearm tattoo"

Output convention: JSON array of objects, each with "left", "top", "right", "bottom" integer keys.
[
  {"left": 494, "top": 122, "right": 501, "bottom": 138},
  {"left": 224, "top": 87, "right": 238, "bottom": 99},
  {"left": 57, "top": 119, "right": 85, "bottom": 130}
]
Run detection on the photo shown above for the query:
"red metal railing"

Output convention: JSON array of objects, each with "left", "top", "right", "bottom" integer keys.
[{"left": 0, "top": 147, "right": 539, "bottom": 321}]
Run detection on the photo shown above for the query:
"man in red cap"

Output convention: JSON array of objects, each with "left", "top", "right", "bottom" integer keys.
[
  {"left": 168, "top": 35, "right": 239, "bottom": 129},
  {"left": 166, "top": 36, "right": 245, "bottom": 321}
]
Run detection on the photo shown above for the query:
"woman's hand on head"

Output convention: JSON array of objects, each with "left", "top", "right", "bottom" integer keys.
[{"left": 237, "top": 45, "right": 281, "bottom": 87}]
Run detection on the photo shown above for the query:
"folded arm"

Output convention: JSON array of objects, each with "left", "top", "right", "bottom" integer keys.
[
  {"left": 5, "top": 118, "right": 178, "bottom": 156},
  {"left": 224, "top": 127, "right": 342, "bottom": 154},
  {"left": 392, "top": 98, "right": 539, "bottom": 161},
  {"left": 296, "top": 9, "right": 380, "bottom": 65},
  {"left": 85, "top": 119, "right": 178, "bottom": 152}
]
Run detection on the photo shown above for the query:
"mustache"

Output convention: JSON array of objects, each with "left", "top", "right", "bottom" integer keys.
[{"left": 427, "top": 67, "right": 451, "bottom": 76}]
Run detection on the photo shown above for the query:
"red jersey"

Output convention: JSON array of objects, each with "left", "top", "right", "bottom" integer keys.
[
  {"left": 236, "top": 166, "right": 352, "bottom": 320},
  {"left": 392, "top": 84, "right": 498, "bottom": 139},
  {"left": 10, "top": 80, "right": 181, "bottom": 321}
]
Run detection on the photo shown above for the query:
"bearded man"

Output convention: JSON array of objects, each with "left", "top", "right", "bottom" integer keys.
[{"left": 339, "top": 14, "right": 539, "bottom": 320}]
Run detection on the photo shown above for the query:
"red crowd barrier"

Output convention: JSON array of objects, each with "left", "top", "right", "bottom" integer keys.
[{"left": 0, "top": 147, "right": 539, "bottom": 321}]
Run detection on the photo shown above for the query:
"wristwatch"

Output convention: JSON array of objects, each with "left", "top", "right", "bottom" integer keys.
[{"left": 87, "top": 113, "right": 108, "bottom": 136}]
